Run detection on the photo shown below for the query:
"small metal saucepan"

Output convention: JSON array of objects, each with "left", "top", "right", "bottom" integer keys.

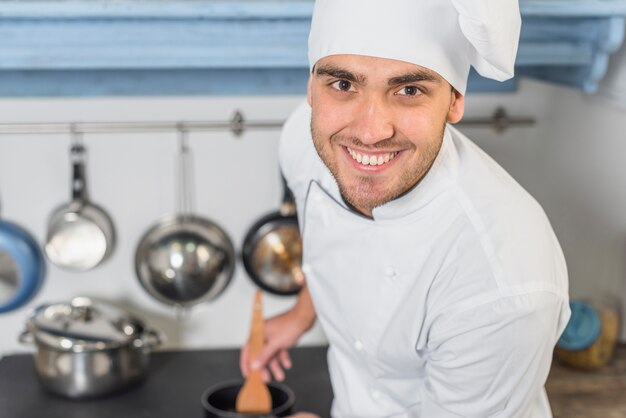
[
  {"left": 45, "top": 133, "right": 116, "bottom": 271},
  {"left": 135, "top": 127, "right": 235, "bottom": 309},
  {"left": 18, "top": 297, "right": 163, "bottom": 399},
  {"left": 241, "top": 175, "right": 304, "bottom": 296},
  {"left": 0, "top": 197, "right": 46, "bottom": 313}
]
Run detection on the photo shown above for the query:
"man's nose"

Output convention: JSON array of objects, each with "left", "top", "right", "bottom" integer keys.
[{"left": 349, "top": 98, "right": 394, "bottom": 145}]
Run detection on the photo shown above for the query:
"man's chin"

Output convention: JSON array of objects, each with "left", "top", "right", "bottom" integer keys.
[
  {"left": 341, "top": 184, "right": 395, "bottom": 210},
  {"left": 331, "top": 168, "right": 401, "bottom": 209}
]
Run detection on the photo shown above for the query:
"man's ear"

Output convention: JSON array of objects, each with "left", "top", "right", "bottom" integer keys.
[
  {"left": 307, "top": 75, "right": 313, "bottom": 107},
  {"left": 447, "top": 89, "right": 465, "bottom": 124}
]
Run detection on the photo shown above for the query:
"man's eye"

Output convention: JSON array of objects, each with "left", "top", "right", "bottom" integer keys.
[
  {"left": 331, "top": 80, "right": 356, "bottom": 92},
  {"left": 397, "top": 85, "right": 421, "bottom": 96}
]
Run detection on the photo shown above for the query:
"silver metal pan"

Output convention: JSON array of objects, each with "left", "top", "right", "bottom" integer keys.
[
  {"left": 134, "top": 127, "right": 235, "bottom": 309},
  {"left": 45, "top": 134, "right": 116, "bottom": 271}
]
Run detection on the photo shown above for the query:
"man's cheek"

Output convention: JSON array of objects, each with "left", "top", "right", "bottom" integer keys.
[{"left": 315, "top": 108, "right": 351, "bottom": 135}]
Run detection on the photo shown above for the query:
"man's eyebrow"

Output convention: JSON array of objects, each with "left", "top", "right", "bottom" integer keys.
[
  {"left": 315, "top": 65, "right": 367, "bottom": 84},
  {"left": 387, "top": 71, "right": 440, "bottom": 86}
]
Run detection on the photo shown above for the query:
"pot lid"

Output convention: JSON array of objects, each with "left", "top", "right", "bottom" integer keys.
[{"left": 28, "top": 297, "right": 146, "bottom": 352}]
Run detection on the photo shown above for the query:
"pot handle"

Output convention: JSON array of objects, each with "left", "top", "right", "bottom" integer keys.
[
  {"left": 141, "top": 328, "right": 164, "bottom": 348},
  {"left": 18, "top": 329, "right": 34, "bottom": 345},
  {"left": 279, "top": 173, "right": 297, "bottom": 217},
  {"left": 70, "top": 131, "right": 89, "bottom": 203}
]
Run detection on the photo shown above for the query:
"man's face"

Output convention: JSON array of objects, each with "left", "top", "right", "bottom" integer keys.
[{"left": 308, "top": 54, "right": 464, "bottom": 217}]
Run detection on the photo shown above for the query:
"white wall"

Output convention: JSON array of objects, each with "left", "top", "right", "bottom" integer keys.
[
  {"left": 540, "top": 83, "right": 626, "bottom": 339},
  {"left": 1, "top": 74, "right": 626, "bottom": 356},
  {"left": 0, "top": 95, "right": 327, "bottom": 355}
]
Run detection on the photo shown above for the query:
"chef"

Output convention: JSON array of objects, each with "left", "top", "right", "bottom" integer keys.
[{"left": 240, "top": 0, "right": 571, "bottom": 417}]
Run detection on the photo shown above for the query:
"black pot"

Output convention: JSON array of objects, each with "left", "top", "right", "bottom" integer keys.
[
  {"left": 241, "top": 174, "right": 303, "bottom": 296},
  {"left": 201, "top": 379, "right": 295, "bottom": 418}
]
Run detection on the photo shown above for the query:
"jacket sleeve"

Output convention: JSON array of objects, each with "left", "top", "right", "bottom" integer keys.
[{"left": 418, "top": 291, "right": 570, "bottom": 418}]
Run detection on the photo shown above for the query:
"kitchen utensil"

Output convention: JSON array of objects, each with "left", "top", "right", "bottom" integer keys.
[
  {"left": 18, "top": 296, "right": 163, "bottom": 398},
  {"left": 555, "top": 299, "right": 620, "bottom": 370},
  {"left": 236, "top": 290, "right": 272, "bottom": 414},
  {"left": 45, "top": 132, "right": 116, "bottom": 271},
  {"left": 135, "top": 127, "right": 235, "bottom": 308},
  {"left": 241, "top": 175, "right": 304, "bottom": 296},
  {"left": 202, "top": 380, "right": 295, "bottom": 418},
  {"left": 0, "top": 197, "right": 46, "bottom": 313}
]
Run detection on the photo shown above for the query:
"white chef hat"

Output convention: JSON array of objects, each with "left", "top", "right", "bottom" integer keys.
[{"left": 308, "top": 0, "right": 521, "bottom": 95}]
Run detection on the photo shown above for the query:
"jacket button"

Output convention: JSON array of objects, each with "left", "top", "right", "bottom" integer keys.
[
  {"left": 354, "top": 339, "right": 364, "bottom": 351},
  {"left": 385, "top": 266, "right": 397, "bottom": 278}
]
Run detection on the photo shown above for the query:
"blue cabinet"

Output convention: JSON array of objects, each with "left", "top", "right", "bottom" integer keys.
[{"left": 0, "top": 1, "right": 624, "bottom": 96}]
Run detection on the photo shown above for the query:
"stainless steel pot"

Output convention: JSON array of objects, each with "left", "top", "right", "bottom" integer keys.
[
  {"left": 18, "top": 297, "right": 162, "bottom": 399},
  {"left": 135, "top": 128, "right": 235, "bottom": 309},
  {"left": 45, "top": 135, "right": 116, "bottom": 271}
]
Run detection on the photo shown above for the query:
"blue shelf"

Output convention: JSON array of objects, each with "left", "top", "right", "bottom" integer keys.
[{"left": 0, "top": 1, "right": 624, "bottom": 96}]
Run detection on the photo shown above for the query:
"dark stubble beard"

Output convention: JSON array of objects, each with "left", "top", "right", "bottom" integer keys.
[{"left": 310, "top": 117, "right": 445, "bottom": 213}]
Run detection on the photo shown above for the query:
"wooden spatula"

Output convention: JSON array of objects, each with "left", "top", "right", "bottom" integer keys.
[{"left": 236, "top": 290, "right": 272, "bottom": 414}]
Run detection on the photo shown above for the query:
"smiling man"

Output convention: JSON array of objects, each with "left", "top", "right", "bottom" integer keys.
[
  {"left": 240, "top": 1, "right": 571, "bottom": 417},
  {"left": 309, "top": 55, "right": 463, "bottom": 218}
]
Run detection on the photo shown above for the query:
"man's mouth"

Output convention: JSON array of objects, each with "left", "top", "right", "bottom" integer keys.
[{"left": 345, "top": 146, "right": 399, "bottom": 167}]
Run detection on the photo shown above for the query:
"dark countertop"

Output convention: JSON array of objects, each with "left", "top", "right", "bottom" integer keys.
[
  {"left": 3, "top": 344, "right": 625, "bottom": 418},
  {"left": 0, "top": 346, "right": 333, "bottom": 418}
]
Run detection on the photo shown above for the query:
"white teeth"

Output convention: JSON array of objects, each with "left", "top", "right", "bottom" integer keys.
[{"left": 346, "top": 147, "right": 398, "bottom": 167}]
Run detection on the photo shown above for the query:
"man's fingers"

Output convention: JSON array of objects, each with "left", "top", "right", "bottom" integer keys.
[
  {"left": 243, "top": 342, "right": 273, "bottom": 382},
  {"left": 279, "top": 349, "right": 292, "bottom": 370},
  {"left": 269, "top": 358, "right": 285, "bottom": 381},
  {"left": 261, "top": 368, "right": 271, "bottom": 382},
  {"left": 250, "top": 341, "right": 278, "bottom": 371},
  {"left": 240, "top": 344, "right": 249, "bottom": 377},
  {"left": 242, "top": 338, "right": 292, "bottom": 383}
]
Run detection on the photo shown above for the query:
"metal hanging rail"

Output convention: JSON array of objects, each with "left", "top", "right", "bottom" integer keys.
[{"left": 0, "top": 107, "right": 534, "bottom": 137}]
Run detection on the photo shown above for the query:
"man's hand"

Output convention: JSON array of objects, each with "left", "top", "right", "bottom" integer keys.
[
  {"left": 286, "top": 413, "right": 320, "bottom": 418},
  {"left": 240, "top": 285, "right": 316, "bottom": 382}
]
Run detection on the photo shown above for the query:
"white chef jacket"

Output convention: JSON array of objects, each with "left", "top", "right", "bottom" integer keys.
[{"left": 278, "top": 100, "right": 571, "bottom": 418}]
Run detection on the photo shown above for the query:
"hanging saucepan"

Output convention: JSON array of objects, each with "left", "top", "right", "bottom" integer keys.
[
  {"left": 134, "top": 127, "right": 235, "bottom": 309},
  {"left": 0, "top": 197, "right": 46, "bottom": 313},
  {"left": 45, "top": 131, "right": 116, "bottom": 271},
  {"left": 241, "top": 174, "right": 304, "bottom": 296}
]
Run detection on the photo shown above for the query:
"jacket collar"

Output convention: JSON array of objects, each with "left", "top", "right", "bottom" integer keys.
[{"left": 371, "top": 125, "right": 458, "bottom": 221}]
